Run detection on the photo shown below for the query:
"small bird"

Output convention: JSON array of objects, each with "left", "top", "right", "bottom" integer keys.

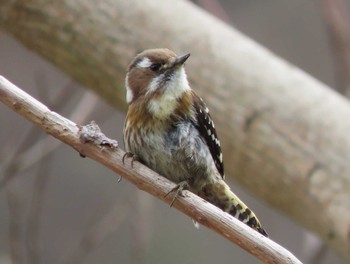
[{"left": 123, "top": 48, "right": 267, "bottom": 236}]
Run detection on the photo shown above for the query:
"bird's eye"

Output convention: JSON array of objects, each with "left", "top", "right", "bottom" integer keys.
[{"left": 150, "top": 63, "right": 161, "bottom": 71}]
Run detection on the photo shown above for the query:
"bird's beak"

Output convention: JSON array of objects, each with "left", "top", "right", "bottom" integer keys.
[{"left": 174, "top": 53, "right": 191, "bottom": 67}]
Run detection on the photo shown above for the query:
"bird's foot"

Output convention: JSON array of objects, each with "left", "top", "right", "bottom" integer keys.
[
  {"left": 122, "top": 152, "right": 138, "bottom": 167},
  {"left": 165, "top": 181, "right": 189, "bottom": 207}
]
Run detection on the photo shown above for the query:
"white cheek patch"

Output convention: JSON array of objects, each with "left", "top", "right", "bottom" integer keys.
[
  {"left": 125, "top": 74, "right": 134, "bottom": 104},
  {"left": 137, "top": 57, "right": 152, "bottom": 68},
  {"left": 146, "top": 75, "right": 162, "bottom": 95},
  {"left": 126, "top": 87, "right": 134, "bottom": 104}
]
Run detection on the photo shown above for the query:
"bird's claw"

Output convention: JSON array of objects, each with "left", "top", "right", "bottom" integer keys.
[
  {"left": 122, "top": 152, "right": 138, "bottom": 167},
  {"left": 165, "top": 181, "right": 189, "bottom": 207}
]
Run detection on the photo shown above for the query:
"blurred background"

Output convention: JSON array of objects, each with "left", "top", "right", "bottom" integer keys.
[{"left": 0, "top": 0, "right": 349, "bottom": 263}]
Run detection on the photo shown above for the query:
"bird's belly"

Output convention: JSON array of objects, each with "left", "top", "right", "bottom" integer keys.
[
  {"left": 146, "top": 152, "right": 189, "bottom": 183},
  {"left": 125, "top": 127, "right": 189, "bottom": 183},
  {"left": 124, "top": 122, "right": 220, "bottom": 189}
]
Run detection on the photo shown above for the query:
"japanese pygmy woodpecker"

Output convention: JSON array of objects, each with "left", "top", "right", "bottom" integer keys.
[{"left": 123, "top": 48, "right": 267, "bottom": 236}]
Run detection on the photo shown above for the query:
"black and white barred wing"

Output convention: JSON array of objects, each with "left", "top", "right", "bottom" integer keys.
[{"left": 192, "top": 92, "right": 224, "bottom": 178}]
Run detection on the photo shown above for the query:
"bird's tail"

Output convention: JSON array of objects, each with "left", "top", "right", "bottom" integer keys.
[{"left": 198, "top": 180, "right": 268, "bottom": 237}]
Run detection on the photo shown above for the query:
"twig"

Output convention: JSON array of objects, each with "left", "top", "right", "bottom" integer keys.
[
  {"left": 0, "top": 75, "right": 303, "bottom": 264},
  {"left": 195, "top": 0, "right": 231, "bottom": 24},
  {"left": 0, "top": 91, "right": 99, "bottom": 189},
  {"left": 130, "top": 191, "right": 154, "bottom": 264},
  {"left": 6, "top": 180, "right": 24, "bottom": 264},
  {"left": 309, "top": 244, "right": 327, "bottom": 264},
  {"left": 3, "top": 78, "right": 77, "bottom": 264},
  {"left": 25, "top": 154, "right": 52, "bottom": 264},
  {"left": 0, "top": 81, "right": 77, "bottom": 189},
  {"left": 61, "top": 196, "right": 131, "bottom": 264},
  {"left": 321, "top": 0, "right": 350, "bottom": 95},
  {"left": 24, "top": 82, "right": 91, "bottom": 264}
]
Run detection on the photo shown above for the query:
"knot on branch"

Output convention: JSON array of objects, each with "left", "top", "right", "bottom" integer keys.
[{"left": 79, "top": 121, "right": 118, "bottom": 154}]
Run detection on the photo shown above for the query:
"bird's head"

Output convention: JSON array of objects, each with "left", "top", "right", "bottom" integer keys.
[{"left": 125, "top": 48, "right": 191, "bottom": 105}]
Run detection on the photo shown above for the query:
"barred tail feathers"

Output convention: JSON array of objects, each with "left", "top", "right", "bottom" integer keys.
[{"left": 199, "top": 180, "right": 268, "bottom": 237}]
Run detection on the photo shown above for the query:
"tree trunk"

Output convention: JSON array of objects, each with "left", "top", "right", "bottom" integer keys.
[{"left": 1, "top": 0, "right": 350, "bottom": 260}]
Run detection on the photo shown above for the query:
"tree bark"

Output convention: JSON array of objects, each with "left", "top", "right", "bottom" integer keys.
[{"left": 1, "top": 0, "right": 350, "bottom": 261}]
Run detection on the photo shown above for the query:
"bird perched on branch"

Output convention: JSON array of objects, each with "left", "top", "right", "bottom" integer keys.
[{"left": 123, "top": 48, "right": 267, "bottom": 236}]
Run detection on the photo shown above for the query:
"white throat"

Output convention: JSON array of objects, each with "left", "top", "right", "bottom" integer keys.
[{"left": 147, "top": 67, "right": 190, "bottom": 119}]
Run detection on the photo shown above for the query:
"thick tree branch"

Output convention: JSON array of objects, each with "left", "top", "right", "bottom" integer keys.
[
  {"left": 0, "top": 76, "right": 302, "bottom": 264},
  {"left": 1, "top": 0, "right": 350, "bottom": 261}
]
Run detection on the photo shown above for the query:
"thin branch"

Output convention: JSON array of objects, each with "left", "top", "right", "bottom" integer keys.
[
  {"left": 6, "top": 181, "right": 24, "bottom": 264},
  {"left": 3, "top": 77, "right": 77, "bottom": 264},
  {"left": 0, "top": 81, "right": 77, "bottom": 184},
  {"left": 0, "top": 76, "right": 302, "bottom": 264},
  {"left": 130, "top": 191, "right": 154, "bottom": 264},
  {"left": 24, "top": 85, "right": 96, "bottom": 264},
  {"left": 0, "top": 91, "right": 99, "bottom": 190},
  {"left": 61, "top": 196, "right": 131, "bottom": 264},
  {"left": 321, "top": 0, "right": 350, "bottom": 95},
  {"left": 195, "top": 0, "right": 231, "bottom": 24},
  {"left": 25, "top": 154, "right": 52, "bottom": 264},
  {"left": 309, "top": 244, "right": 328, "bottom": 264}
]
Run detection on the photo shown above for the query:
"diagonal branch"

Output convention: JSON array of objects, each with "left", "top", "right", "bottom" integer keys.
[{"left": 0, "top": 76, "right": 302, "bottom": 264}]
